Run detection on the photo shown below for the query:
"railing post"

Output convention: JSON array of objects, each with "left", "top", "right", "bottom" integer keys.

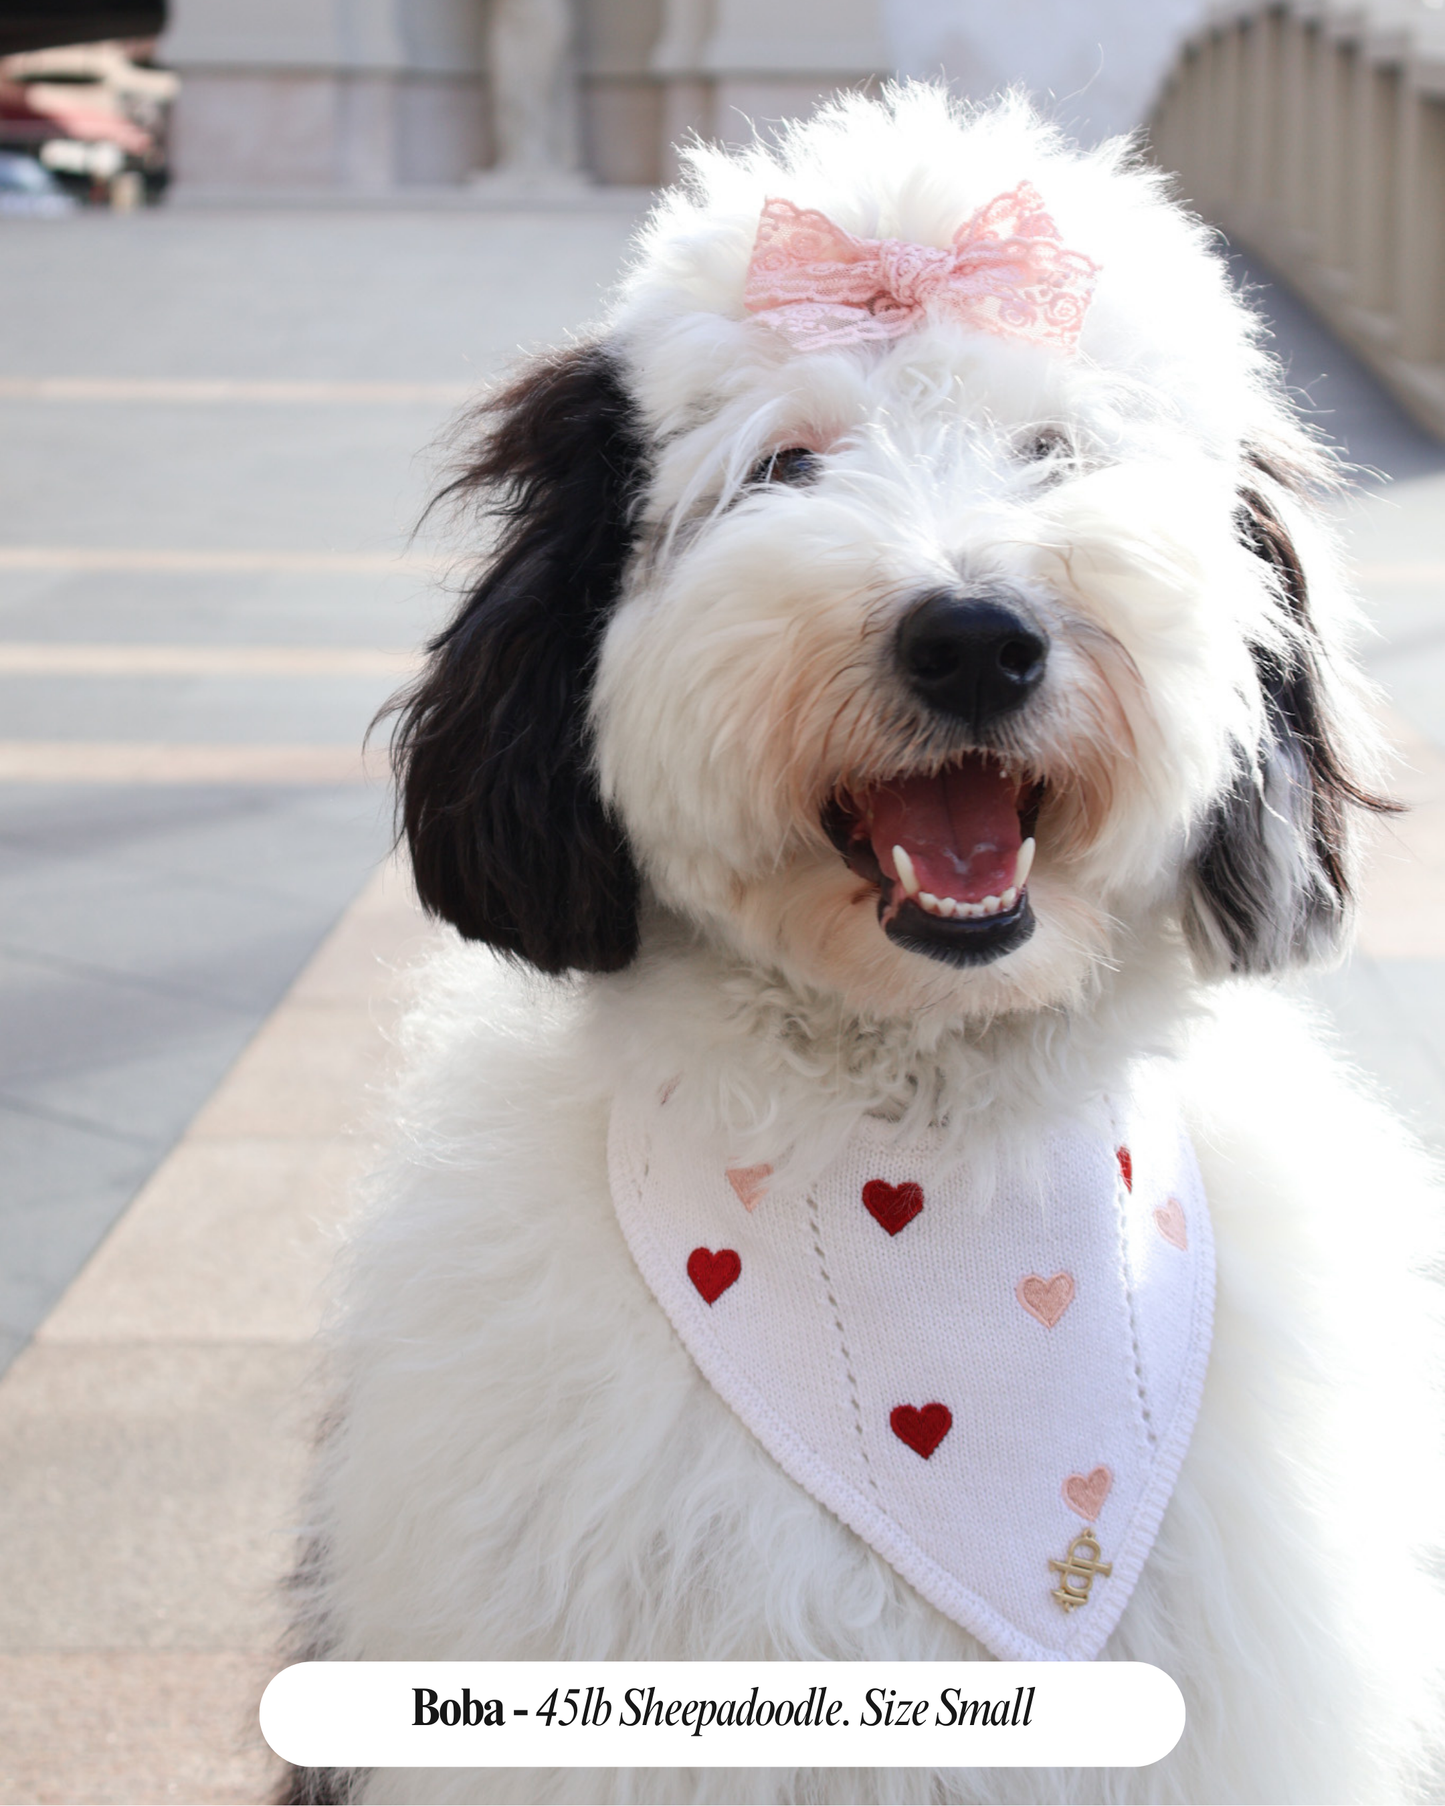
[
  {"left": 1322, "top": 31, "right": 1359, "bottom": 290},
  {"left": 1241, "top": 6, "right": 1282, "bottom": 242},
  {"left": 1352, "top": 36, "right": 1403, "bottom": 323},
  {"left": 1301, "top": 17, "right": 1326, "bottom": 258},
  {"left": 1220, "top": 18, "right": 1245, "bottom": 225},
  {"left": 1397, "top": 74, "right": 1445, "bottom": 368},
  {"left": 1279, "top": 7, "right": 1310, "bottom": 255}
]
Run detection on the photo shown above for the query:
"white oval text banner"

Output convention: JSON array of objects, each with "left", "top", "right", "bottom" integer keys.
[{"left": 261, "top": 1660, "right": 1184, "bottom": 1769}]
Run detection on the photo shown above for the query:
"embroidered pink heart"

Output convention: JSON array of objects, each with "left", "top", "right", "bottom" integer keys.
[
  {"left": 725, "top": 1164, "right": 772, "bottom": 1211},
  {"left": 890, "top": 1401, "right": 952, "bottom": 1459},
  {"left": 1062, "top": 1465, "right": 1112, "bottom": 1520},
  {"left": 1116, "top": 1146, "right": 1132, "bottom": 1191},
  {"left": 687, "top": 1247, "right": 740, "bottom": 1304},
  {"left": 862, "top": 1179, "right": 924, "bottom": 1236},
  {"left": 1015, "top": 1272, "right": 1075, "bottom": 1329},
  {"left": 1154, "top": 1197, "right": 1188, "bottom": 1250}
]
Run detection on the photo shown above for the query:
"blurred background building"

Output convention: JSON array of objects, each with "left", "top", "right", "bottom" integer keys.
[
  {"left": 155, "top": 0, "right": 1212, "bottom": 195},
  {"left": 5, "top": 0, "right": 1216, "bottom": 212}
]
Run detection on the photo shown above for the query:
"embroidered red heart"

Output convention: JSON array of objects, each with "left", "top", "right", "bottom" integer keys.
[
  {"left": 890, "top": 1402, "right": 952, "bottom": 1459},
  {"left": 725, "top": 1164, "right": 772, "bottom": 1211},
  {"left": 687, "top": 1247, "right": 740, "bottom": 1304},
  {"left": 862, "top": 1179, "right": 924, "bottom": 1236},
  {"left": 1116, "top": 1146, "right": 1132, "bottom": 1191},
  {"left": 1016, "top": 1272, "right": 1075, "bottom": 1329},
  {"left": 1062, "top": 1465, "right": 1112, "bottom": 1520},
  {"left": 1154, "top": 1197, "right": 1188, "bottom": 1250}
]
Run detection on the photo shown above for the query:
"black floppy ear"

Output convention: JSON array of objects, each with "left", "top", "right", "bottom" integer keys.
[
  {"left": 388, "top": 342, "right": 646, "bottom": 974},
  {"left": 1183, "top": 460, "right": 1396, "bottom": 976}
]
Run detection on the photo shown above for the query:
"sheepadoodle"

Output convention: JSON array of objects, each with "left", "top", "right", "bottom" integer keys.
[{"left": 286, "top": 86, "right": 1442, "bottom": 1805}]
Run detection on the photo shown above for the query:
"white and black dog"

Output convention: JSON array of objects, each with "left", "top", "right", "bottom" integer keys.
[{"left": 286, "top": 88, "right": 1442, "bottom": 1804}]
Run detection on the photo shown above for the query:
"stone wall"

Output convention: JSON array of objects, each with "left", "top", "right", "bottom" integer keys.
[{"left": 1151, "top": 1, "right": 1445, "bottom": 440}]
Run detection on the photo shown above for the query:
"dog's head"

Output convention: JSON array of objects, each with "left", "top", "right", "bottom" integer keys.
[{"left": 394, "top": 87, "right": 1388, "bottom": 1022}]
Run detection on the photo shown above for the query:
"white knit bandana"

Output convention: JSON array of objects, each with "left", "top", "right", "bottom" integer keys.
[{"left": 608, "top": 1061, "right": 1214, "bottom": 1661}]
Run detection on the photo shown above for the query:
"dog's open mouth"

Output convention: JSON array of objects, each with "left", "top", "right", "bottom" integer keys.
[{"left": 826, "top": 755, "right": 1043, "bottom": 968}]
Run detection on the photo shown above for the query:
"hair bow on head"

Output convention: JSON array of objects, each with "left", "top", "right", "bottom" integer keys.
[{"left": 743, "top": 182, "right": 1099, "bottom": 353}]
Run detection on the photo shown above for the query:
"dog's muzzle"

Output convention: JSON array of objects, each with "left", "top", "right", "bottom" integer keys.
[{"left": 820, "top": 588, "right": 1046, "bottom": 970}]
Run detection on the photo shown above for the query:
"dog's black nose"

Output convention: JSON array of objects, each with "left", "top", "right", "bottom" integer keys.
[{"left": 895, "top": 590, "right": 1048, "bottom": 727}]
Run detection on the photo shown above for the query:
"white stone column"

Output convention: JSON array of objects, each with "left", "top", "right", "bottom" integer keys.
[
  {"left": 471, "top": 0, "right": 589, "bottom": 192},
  {"left": 651, "top": 0, "right": 716, "bottom": 180}
]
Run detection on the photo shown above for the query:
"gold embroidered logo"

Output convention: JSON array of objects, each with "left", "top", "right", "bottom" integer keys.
[{"left": 1049, "top": 1527, "right": 1113, "bottom": 1611}]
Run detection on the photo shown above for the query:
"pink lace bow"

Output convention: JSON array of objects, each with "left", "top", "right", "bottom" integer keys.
[{"left": 743, "top": 183, "right": 1099, "bottom": 353}]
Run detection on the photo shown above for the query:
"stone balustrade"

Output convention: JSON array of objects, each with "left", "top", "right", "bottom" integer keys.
[{"left": 1151, "top": 1, "right": 1445, "bottom": 439}]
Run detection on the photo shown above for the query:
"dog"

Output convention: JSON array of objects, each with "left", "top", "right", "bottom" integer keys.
[{"left": 285, "top": 86, "right": 1442, "bottom": 1804}]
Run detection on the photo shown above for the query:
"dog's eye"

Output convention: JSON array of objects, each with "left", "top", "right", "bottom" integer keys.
[
  {"left": 749, "top": 447, "right": 821, "bottom": 486},
  {"left": 1016, "top": 428, "right": 1072, "bottom": 464}
]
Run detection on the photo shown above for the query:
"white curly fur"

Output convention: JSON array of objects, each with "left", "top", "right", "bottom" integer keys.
[{"left": 292, "top": 88, "right": 1444, "bottom": 1802}]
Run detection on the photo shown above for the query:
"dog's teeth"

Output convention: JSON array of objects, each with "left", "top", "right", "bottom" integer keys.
[
  {"left": 981, "top": 895, "right": 1002, "bottom": 916},
  {"left": 939, "top": 896, "right": 958, "bottom": 918},
  {"left": 1001, "top": 886, "right": 1017, "bottom": 909},
  {"left": 892, "top": 844, "right": 921, "bottom": 899},
  {"left": 919, "top": 891, "right": 941, "bottom": 914},
  {"left": 1014, "top": 837, "right": 1036, "bottom": 890},
  {"left": 957, "top": 900, "right": 980, "bottom": 918}
]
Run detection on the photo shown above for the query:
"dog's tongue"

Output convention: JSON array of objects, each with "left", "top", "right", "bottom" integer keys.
[{"left": 866, "top": 757, "right": 1022, "bottom": 903}]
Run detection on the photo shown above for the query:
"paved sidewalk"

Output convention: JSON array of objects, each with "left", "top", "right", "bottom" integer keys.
[
  {"left": 0, "top": 204, "right": 645, "bottom": 1376},
  {"left": 0, "top": 860, "right": 437, "bottom": 1803},
  {"left": 0, "top": 199, "right": 641, "bottom": 1803}
]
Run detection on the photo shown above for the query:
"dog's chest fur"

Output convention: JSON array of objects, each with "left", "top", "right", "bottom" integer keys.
[{"left": 304, "top": 949, "right": 1428, "bottom": 1804}]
